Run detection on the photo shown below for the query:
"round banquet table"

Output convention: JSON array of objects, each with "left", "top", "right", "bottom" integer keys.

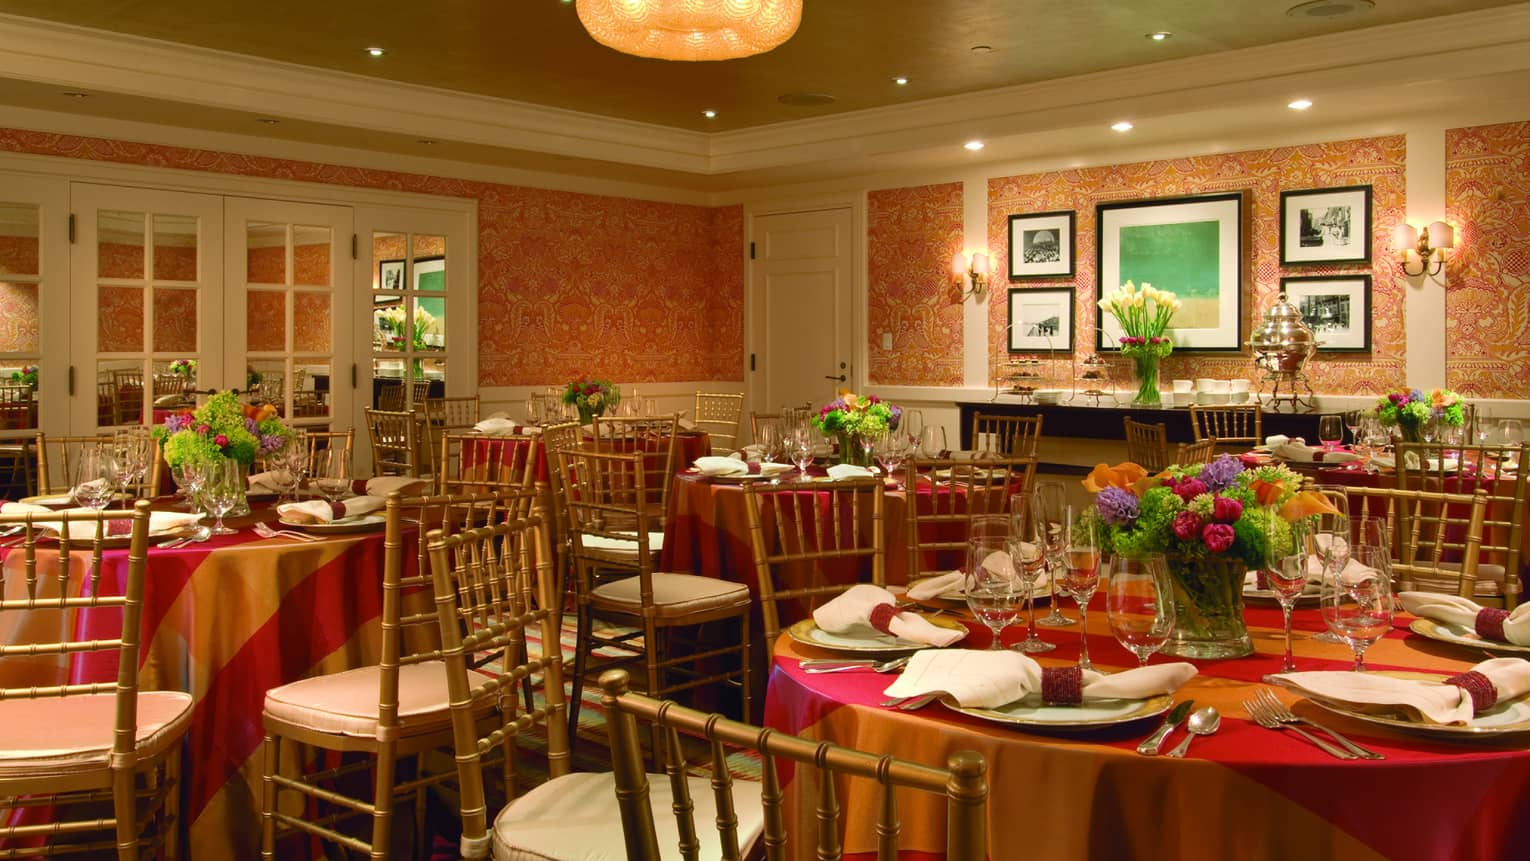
[
  {"left": 765, "top": 598, "right": 1530, "bottom": 861},
  {"left": 0, "top": 498, "right": 416, "bottom": 861}
]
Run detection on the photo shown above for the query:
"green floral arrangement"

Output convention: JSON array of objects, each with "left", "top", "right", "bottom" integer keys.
[
  {"left": 812, "top": 391, "right": 901, "bottom": 437},
  {"left": 168, "top": 358, "right": 196, "bottom": 377},
  {"left": 1098, "top": 281, "right": 1181, "bottom": 359},
  {"left": 563, "top": 379, "right": 620, "bottom": 418},
  {"left": 9, "top": 365, "right": 37, "bottom": 387},
  {"left": 153, "top": 391, "right": 290, "bottom": 468},
  {"left": 1375, "top": 387, "right": 1465, "bottom": 437}
]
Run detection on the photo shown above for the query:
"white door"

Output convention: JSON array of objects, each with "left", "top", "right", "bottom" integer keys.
[
  {"left": 223, "top": 197, "right": 354, "bottom": 432},
  {"left": 69, "top": 183, "right": 224, "bottom": 433},
  {"left": 748, "top": 208, "right": 855, "bottom": 413},
  {"left": 0, "top": 174, "right": 69, "bottom": 445}
]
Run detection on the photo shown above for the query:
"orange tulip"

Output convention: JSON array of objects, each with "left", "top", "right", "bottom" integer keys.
[
  {"left": 1279, "top": 490, "right": 1343, "bottom": 520},
  {"left": 1083, "top": 462, "right": 1149, "bottom": 494},
  {"left": 1249, "top": 478, "right": 1285, "bottom": 508}
]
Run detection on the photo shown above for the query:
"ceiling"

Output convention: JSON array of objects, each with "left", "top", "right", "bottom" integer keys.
[{"left": 0, "top": 1, "right": 1528, "bottom": 193}]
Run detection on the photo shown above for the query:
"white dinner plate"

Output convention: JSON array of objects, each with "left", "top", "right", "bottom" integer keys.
[
  {"left": 942, "top": 692, "right": 1172, "bottom": 730},
  {"left": 277, "top": 513, "right": 386, "bottom": 534},
  {"left": 1279, "top": 670, "right": 1530, "bottom": 737},
  {"left": 785, "top": 616, "right": 966, "bottom": 655},
  {"left": 1408, "top": 617, "right": 1530, "bottom": 656}
]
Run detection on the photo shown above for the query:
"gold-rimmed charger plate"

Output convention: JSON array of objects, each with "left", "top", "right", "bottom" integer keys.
[
  {"left": 37, "top": 524, "right": 199, "bottom": 549},
  {"left": 277, "top": 513, "right": 386, "bottom": 534},
  {"left": 942, "top": 692, "right": 1173, "bottom": 730},
  {"left": 1408, "top": 617, "right": 1530, "bottom": 656},
  {"left": 18, "top": 492, "right": 133, "bottom": 507},
  {"left": 785, "top": 616, "right": 966, "bottom": 655},
  {"left": 1278, "top": 670, "right": 1530, "bottom": 737}
]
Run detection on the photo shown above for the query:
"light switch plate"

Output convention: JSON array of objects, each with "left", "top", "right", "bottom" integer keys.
[{"left": 881, "top": 332, "right": 893, "bottom": 349}]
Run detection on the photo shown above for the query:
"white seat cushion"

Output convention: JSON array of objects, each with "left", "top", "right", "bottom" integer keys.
[
  {"left": 492, "top": 771, "right": 764, "bottom": 861},
  {"left": 591, "top": 572, "right": 750, "bottom": 618},
  {"left": 263, "top": 660, "right": 462, "bottom": 739},
  {"left": 0, "top": 691, "right": 192, "bottom": 779},
  {"left": 579, "top": 531, "right": 665, "bottom": 554}
]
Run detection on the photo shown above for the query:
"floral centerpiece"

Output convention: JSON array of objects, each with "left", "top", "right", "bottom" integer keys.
[
  {"left": 168, "top": 358, "right": 196, "bottom": 378},
  {"left": 9, "top": 365, "right": 37, "bottom": 389},
  {"left": 1084, "top": 454, "right": 1336, "bottom": 658},
  {"left": 812, "top": 391, "right": 901, "bottom": 467},
  {"left": 563, "top": 378, "right": 620, "bottom": 424},
  {"left": 1375, "top": 387, "right": 1465, "bottom": 443},
  {"left": 1097, "top": 281, "right": 1181, "bottom": 405},
  {"left": 154, "top": 391, "right": 290, "bottom": 468}
]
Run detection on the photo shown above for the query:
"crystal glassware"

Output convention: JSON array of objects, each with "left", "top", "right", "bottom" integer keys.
[
  {"left": 1320, "top": 543, "right": 1394, "bottom": 671},
  {"left": 72, "top": 446, "right": 117, "bottom": 512},
  {"left": 1273, "top": 554, "right": 1309, "bottom": 672},
  {"left": 1104, "top": 553, "right": 1175, "bottom": 666},
  {"left": 1031, "top": 481, "right": 1076, "bottom": 628},
  {"left": 1318, "top": 415, "right": 1343, "bottom": 450},
  {"left": 1007, "top": 493, "right": 1055, "bottom": 654},
  {"left": 965, "top": 517, "right": 1022, "bottom": 650},
  {"left": 314, "top": 447, "right": 352, "bottom": 504},
  {"left": 1059, "top": 507, "right": 1101, "bottom": 670},
  {"left": 202, "top": 458, "right": 240, "bottom": 535}
]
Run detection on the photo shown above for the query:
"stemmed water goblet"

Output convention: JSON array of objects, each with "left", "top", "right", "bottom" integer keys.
[
  {"left": 1007, "top": 494, "right": 1054, "bottom": 653},
  {"left": 1031, "top": 481, "right": 1076, "bottom": 628},
  {"left": 1058, "top": 506, "right": 1102, "bottom": 670},
  {"left": 788, "top": 427, "right": 815, "bottom": 476},
  {"left": 1320, "top": 542, "right": 1394, "bottom": 671},
  {"left": 1343, "top": 410, "right": 1365, "bottom": 448},
  {"left": 965, "top": 516, "right": 1023, "bottom": 650},
  {"left": 314, "top": 447, "right": 352, "bottom": 504},
  {"left": 874, "top": 431, "right": 908, "bottom": 488},
  {"left": 72, "top": 446, "right": 118, "bottom": 512},
  {"left": 178, "top": 459, "right": 210, "bottom": 519},
  {"left": 757, "top": 422, "right": 781, "bottom": 465},
  {"left": 202, "top": 458, "right": 241, "bottom": 536},
  {"left": 1318, "top": 415, "right": 1344, "bottom": 450},
  {"left": 900, "top": 410, "right": 924, "bottom": 453},
  {"left": 918, "top": 426, "right": 946, "bottom": 459},
  {"left": 1104, "top": 553, "right": 1175, "bottom": 666},
  {"left": 1500, "top": 419, "right": 1525, "bottom": 448}
]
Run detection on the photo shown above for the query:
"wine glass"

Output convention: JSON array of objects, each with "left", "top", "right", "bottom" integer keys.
[
  {"left": 202, "top": 458, "right": 240, "bottom": 535},
  {"left": 1104, "top": 553, "right": 1175, "bottom": 666},
  {"left": 788, "top": 427, "right": 814, "bottom": 476},
  {"left": 858, "top": 428, "right": 878, "bottom": 469},
  {"left": 1031, "top": 481, "right": 1076, "bottom": 628},
  {"left": 965, "top": 518, "right": 1022, "bottom": 650},
  {"left": 1421, "top": 416, "right": 1440, "bottom": 445},
  {"left": 1475, "top": 408, "right": 1493, "bottom": 444},
  {"left": 315, "top": 447, "right": 352, "bottom": 504},
  {"left": 1343, "top": 409, "right": 1365, "bottom": 447},
  {"left": 900, "top": 410, "right": 924, "bottom": 451},
  {"left": 1500, "top": 419, "right": 1525, "bottom": 448},
  {"left": 874, "top": 431, "right": 908, "bottom": 488},
  {"left": 1320, "top": 543, "right": 1394, "bottom": 671},
  {"left": 1007, "top": 494, "right": 1055, "bottom": 654},
  {"left": 72, "top": 446, "right": 118, "bottom": 512},
  {"left": 178, "top": 459, "right": 209, "bottom": 519},
  {"left": 918, "top": 425, "right": 946, "bottom": 459},
  {"left": 1059, "top": 507, "right": 1102, "bottom": 670},
  {"left": 1318, "top": 415, "right": 1344, "bottom": 450},
  {"left": 757, "top": 422, "right": 781, "bottom": 464}
]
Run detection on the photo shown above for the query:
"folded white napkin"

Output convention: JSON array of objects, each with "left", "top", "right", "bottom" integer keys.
[
  {"left": 247, "top": 470, "right": 290, "bottom": 494},
  {"left": 39, "top": 510, "right": 200, "bottom": 542},
  {"left": 826, "top": 464, "right": 874, "bottom": 480},
  {"left": 692, "top": 456, "right": 791, "bottom": 477},
  {"left": 277, "top": 496, "right": 386, "bottom": 524},
  {"left": 1264, "top": 434, "right": 1291, "bottom": 448},
  {"left": 1273, "top": 440, "right": 1360, "bottom": 464},
  {"left": 1400, "top": 592, "right": 1530, "bottom": 645},
  {"left": 1270, "top": 658, "right": 1530, "bottom": 726},
  {"left": 883, "top": 649, "right": 1197, "bottom": 709},
  {"left": 364, "top": 476, "right": 432, "bottom": 497},
  {"left": 812, "top": 584, "right": 966, "bottom": 647},
  {"left": 905, "top": 570, "right": 965, "bottom": 601},
  {"left": 474, "top": 417, "right": 521, "bottom": 435},
  {"left": 1, "top": 501, "right": 51, "bottom": 516},
  {"left": 1246, "top": 555, "right": 1371, "bottom": 593}
]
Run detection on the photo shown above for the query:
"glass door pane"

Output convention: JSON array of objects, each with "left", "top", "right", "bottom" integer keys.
[
  {"left": 0, "top": 201, "right": 42, "bottom": 438},
  {"left": 371, "top": 231, "right": 448, "bottom": 409}
]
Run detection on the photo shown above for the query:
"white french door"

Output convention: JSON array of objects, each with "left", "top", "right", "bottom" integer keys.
[{"left": 0, "top": 174, "right": 69, "bottom": 442}]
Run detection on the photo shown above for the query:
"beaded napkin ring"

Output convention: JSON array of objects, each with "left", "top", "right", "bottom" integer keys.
[
  {"left": 1475, "top": 608, "right": 1510, "bottom": 642},
  {"left": 1446, "top": 670, "right": 1497, "bottom": 712}
]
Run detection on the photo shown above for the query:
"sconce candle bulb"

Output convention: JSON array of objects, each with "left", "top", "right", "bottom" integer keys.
[
  {"left": 1395, "top": 220, "right": 1454, "bottom": 276},
  {"left": 952, "top": 250, "right": 991, "bottom": 301}
]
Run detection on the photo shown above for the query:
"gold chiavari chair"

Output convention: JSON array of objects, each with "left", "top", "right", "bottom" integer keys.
[
  {"left": 1338, "top": 485, "right": 1493, "bottom": 604},
  {"left": 260, "top": 491, "right": 512, "bottom": 860},
  {"left": 563, "top": 448, "right": 752, "bottom": 757},
  {"left": 109, "top": 369, "right": 145, "bottom": 426},
  {"left": 376, "top": 380, "right": 406, "bottom": 411},
  {"left": 1175, "top": 437, "right": 1219, "bottom": 467},
  {"left": 1123, "top": 417, "right": 1170, "bottom": 471},
  {"left": 903, "top": 456, "right": 1037, "bottom": 588},
  {"left": 410, "top": 379, "right": 432, "bottom": 408},
  {"left": 365, "top": 408, "right": 426, "bottom": 477},
  {"left": 539, "top": 419, "right": 584, "bottom": 610},
  {"left": 0, "top": 501, "right": 189, "bottom": 859},
  {"left": 1188, "top": 404, "right": 1262, "bottom": 446},
  {"left": 749, "top": 410, "right": 781, "bottom": 445},
  {"left": 599, "top": 667, "right": 989, "bottom": 861},
  {"left": 438, "top": 432, "right": 540, "bottom": 518},
  {"left": 743, "top": 477, "right": 886, "bottom": 655},
  {"left": 424, "top": 395, "right": 481, "bottom": 431},
  {"left": 971, "top": 412, "right": 1043, "bottom": 457},
  {"left": 694, "top": 391, "right": 744, "bottom": 455},
  {"left": 592, "top": 413, "right": 680, "bottom": 531},
  {"left": 302, "top": 429, "right": 355, "bottom": 479},
  {"left": 34, "top": 432, "right": 160, "bottom": 499}
]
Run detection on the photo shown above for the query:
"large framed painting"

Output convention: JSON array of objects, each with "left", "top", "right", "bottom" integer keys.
[
  {"left": 1280, "top": 275, "right": 1372, "bottom": 352},
  {"left": 1095, "top": 192, "right": 1246, "bottom": 352},
  {"left": 1279, "top": 185, "right": 1372, "bottom": 266},
  {"left": 1007, "top": 287, "right": 1075, "bottom": 352},
  {"left": 1007, "top": 210, "right": 1075, "bottom": 280}
]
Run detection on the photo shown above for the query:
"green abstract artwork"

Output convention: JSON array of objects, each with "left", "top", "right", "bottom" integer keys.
[{"left": 1118, "top": 220, "right": 1220, "bottom": 298}]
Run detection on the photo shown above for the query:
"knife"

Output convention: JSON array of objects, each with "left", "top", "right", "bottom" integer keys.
[{"left": 1136, "top": 700, "right": 1194, "bottom": 756}]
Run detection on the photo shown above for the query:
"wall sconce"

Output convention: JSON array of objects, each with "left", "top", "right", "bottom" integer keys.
[
  {"left": 951, "top": 250, "right": 991, "bottom": 301},
  {"left": 1395, "top": 220, "right": 1454, "bottom": 277}
]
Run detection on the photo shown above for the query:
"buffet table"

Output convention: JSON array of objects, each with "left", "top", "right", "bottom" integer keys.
[
  {"left": 956, "top": 400, "right": 1327, "bottom": 446},
  {"left": 766, "top": 600, "right": 1530, "bottom": 861}
]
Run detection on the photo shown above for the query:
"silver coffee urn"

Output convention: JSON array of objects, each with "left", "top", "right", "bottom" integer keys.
[{"left": 1248, "top": 292, "right": 1318, "bottom": 412}]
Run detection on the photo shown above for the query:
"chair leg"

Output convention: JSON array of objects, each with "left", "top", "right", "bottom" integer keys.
[
  {"left": 369, "top": 742, "right": 397, "bottom": 860},
  {"left": 413, "top": 752, "right": 429, "bottom": 861},
  {"left": 567, "top": 603, "right": 592, "bottom": 756},
  {"left": 164, "top": 747, "right": 184, "bottom": 861},
  {"left": 259, "top": 735, "right": 279, "bottom": 859},
  {"left": 740, "top": 610, "right": 753, "bottom": 725},
  {"left": 645, "top": 621, "right": 666, "bottom": 768},
  {"left": 113, "top": 767, "right": 139, "bottom": 861}
]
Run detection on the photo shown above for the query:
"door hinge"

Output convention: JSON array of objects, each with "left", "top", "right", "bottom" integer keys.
[
  {"left": 68, "top": 365, "right": 75, "bottom": 396},
  {"left": 351, "top": 363, "right": 358, "bottom": 388},
  {"left": 750, "top": 353, "right": 756, "bottom": 371},
  {"left": 749, "top": 241, "right": 755, "bottom": 260},
  {"left": 351, "top": 234, "right": 358, "bottom": 260},
  {"left": 67, "top": 214, "right": 76, "bottom": 244}
]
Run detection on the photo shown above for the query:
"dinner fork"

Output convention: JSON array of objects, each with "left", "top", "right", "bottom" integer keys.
[
  {"left": 1254, "top": 689, "right": 1384, "bottom": 759},
  {"left": 252, "top": 522, "right": 322, "bottom": 542},
  {"left": 1243, "top": 697, "right": 1355, "bottom": 759}
]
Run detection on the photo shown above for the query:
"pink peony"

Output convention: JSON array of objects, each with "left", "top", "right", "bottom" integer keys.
[
  {"left": 213, "top": 434, "right": 228, "bottom": 447},
  {"left": 195, "top": 423, "right": 210, "bottom": 434},
  {"left": 1172, "top": 478, "right": 1208, "bottom": 503},
  {"left": 1172, "top": 511, "right": 1203, "bottom": 541},
  {"left": 1211, "top": 496, "right": 1244, "bottom": 523},
  {"left": 1202, "top": 522, "right": 1236, "bottom": 553}
]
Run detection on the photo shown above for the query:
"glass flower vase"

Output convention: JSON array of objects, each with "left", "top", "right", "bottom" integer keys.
[
  {"left": 835, "top": 432, "right": 873, "bottom": 467},
  {"left": 1131, "top": 354, "right": 1162, "bottom": 406},
  {"left": 1163, "top": 554, "right": 1252, "bottom": 659}
]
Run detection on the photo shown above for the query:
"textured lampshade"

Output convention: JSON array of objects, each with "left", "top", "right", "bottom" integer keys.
[{"left": 576, "top": 0, "right": 803, "bottom": 61}]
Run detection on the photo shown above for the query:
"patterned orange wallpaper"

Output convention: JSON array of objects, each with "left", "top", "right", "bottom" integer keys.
[
  {"left": 0, "top": 236, "right": 38, "bottom": 276},
  {"left": 246, "top": 291, "right": 286, "bottom": 352},
  {"left": 97, "top": 285, "right": 144, "bottom": 352},
  {"left": 0, "top": 283, "right": 38, "bottom": 352},
  {"left": 985, "top": 136, "right": 1408, "bottom": 395},
  {"left": 294, "top": 292, "right": 331, "bottom": 352},
  {"left": 867, "top": 183, "right": 965, "bottom": 386},
  {"left": 152, "top": 288, "right": 197, "bottom": 353},
  {"left": 1445, "top": 121, "right": 1530, "bottom": 400},
  {"left": 0, "top": 127, "right": 743, "bottom": 386}
]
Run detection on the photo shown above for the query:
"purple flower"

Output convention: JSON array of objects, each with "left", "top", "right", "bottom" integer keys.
[
  {"left": 1202, "top": 522, "right": 1235, "bottom": 553},
  {"left": 1211, "top": 496, "right": 1243, "bottom": 523},
  {"left": 244, "top": 416, "right": 259, "bottom": 434},
  {"left": 259, "top": 433, "right": 284, "bottom": 452},
  {"left": 164, "top": 412, "right": 191, "bottom": 433},
  {"left": 1198, "top": 454, "right": 1243, "bottom": 492},
  {"left": 1172, "top": 511, "right": 1203, "bottom": 541},
  {"left": 1096, "top": 486, "right": 1140, "bottom": 526},
  {"left": 1171, "top": 477, "right": 1208, "bottom": 503}
]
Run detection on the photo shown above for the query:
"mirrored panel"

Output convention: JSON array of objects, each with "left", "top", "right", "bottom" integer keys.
[
  {"left": 372, "top": 231, "right": 405, "bottom": 290},
  {"left": 372, "top": 358, "right": 406, "bottom": 408},
  {"left": 98, "top": 360, "right": 144, "bottom": 426},
  {"left": 0, "top": 361, "right": 38, "bottom": 432},
  {"left": 152, "top": 287, "right": 198, "bottom": 353},
  {"left": 0, "top": 203, "right": 40, "bottom": 276},
  {"left": 246, "top": 221, "right": 287, "bottom": 285},
  {"left": 98, "top": 210, "right": 145, "bottom": 279},
  {"left": 416, "top": 296, "right": 446, "bottom": 350},
  {"left": 293, "top": 225, "right": 332, "bottom": 287},
  {"left": 292, "top": 362, "right": 331, "bottom": 419},
  {"left": 97, "top": 285, "right": 145, "bottom": 352},
  {"left": 248, "top": 360, "right": 286, "bottom": 416},
  {"left": 246, "top": 290, "right": 286, "bottom": 352},
  {"left": 0, "top": 282, "right": 39, "bottom": 352},
  {"left": 373, "top": 298, "right": 404, "bottom": 352},
  {"left": 153, "top": 214, "right": 198, "bottom": 282},
  {"left": 151, "top": 359, "right": 199, "bottom": 412},
  {"left": 293, "top": 291, "right": 331, "bottom": 352}
]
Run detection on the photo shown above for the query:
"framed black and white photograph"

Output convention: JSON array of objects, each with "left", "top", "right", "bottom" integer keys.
[
  {"left": 1279, "top": 185, "right": 1372, "bottom": 266},
  {"left": 1096, "top": 192, "right": 1246, "bottom": 352},
  {"left": 378, "top": 259, "right": 405, "bottom": 291},
  {"left": 1280, "top": 275, "right": 1372, "bottom": 352},
  {"left": 1007, "top": 210, "right": 1075, "bottom": 280},
  {"left": 1008, "top": 287, "right": 1075, "bottom": 352}
]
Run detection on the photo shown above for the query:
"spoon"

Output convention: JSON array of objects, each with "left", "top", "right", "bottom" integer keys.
[
  {"left": 1164, "top": 706, "right": 1220, "bottom": 758},
  {"left": 161, "top": 525, "right": 212, "bottom": 549},
  {"left": 801, "top": 656, "right": 910, "bottom": 674}
]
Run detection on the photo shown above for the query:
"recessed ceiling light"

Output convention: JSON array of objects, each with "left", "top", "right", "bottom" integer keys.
[
  {"left": 971, "top": 45, "right": 993, "bottom": 54},
  {"left": 1147, "top": 31, "right": 1172, "bottom": 41},
  {"left": 256, "top": 117, "right": 280, "bottom": 125},
  {"left": 892, "top": 76, "right": 909, "bottom": 86},
  {"left": 61, "top": 91, "right": 89, "bottom": 99},
  {"left": 365, "top": 47, "right": 386, "bottom": 57},
  {"left": 964, "top": 140, "right": 985, "bottom": 151},
  {"left": 1287, "top": 0, "right": 1373, "bottom": 17},
  {"left": 1111, "top": 121, "right": 1134, "bottom": 132},
  {"left": 702, "top": 109, "right": 718, "bottom": 119},
  {"left": 1288, "top": 99, "right": 1313, "bottom": 110}
]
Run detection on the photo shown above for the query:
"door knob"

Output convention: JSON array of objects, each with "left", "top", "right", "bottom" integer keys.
[{"left": 824, "top": 374, "right": 847, "bottom": 382}]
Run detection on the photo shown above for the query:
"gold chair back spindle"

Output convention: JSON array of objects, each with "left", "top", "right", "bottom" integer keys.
[
  {"left": 970, "top": 413, "right": 1043, "bottom": 457},
  {"left": 439, "top": 432, "right": 540, "bottom": 518},
  {"left": 1188, "top": 404, "right": 1262, "bottom": 446},
  {"left": 1123, "top": 417, "right": 1170, "bottom": 471},
  {"left": 695, "top": 392, "right": 744, "bottom": 455},
  {"left": 1174, "top": 437, "right": 1219, "bottom": 467},
  {"left": 903, "top": 456, "right": 1037, "bottom": 587},
  {"left": 365, "top": 407, "right": 428, "bottom": 477},
  {"left": 301, "top": 429, "right": 355, "bottom": 479},
  {"left": 593, "top": 413, "right": 681, "bottom": 531}
]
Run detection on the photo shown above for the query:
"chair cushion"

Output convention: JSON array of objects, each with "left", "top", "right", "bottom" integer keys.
[
  {"left": 492, "top": 770, "right": 764, "bottom": 861},
  {"left": 264, "top": 660, "right": 464, "bottom": 739},
  {"left": 580, "top": 531, "right": 665, "bottom": 554},
  {"left": 591, "top": 573, "right": 750, "bottom": 618},
  {"left": 0, "top": 691, "right": 192, "bottom": 779},
  {"left": 1415, "top": 561, "right": 1507, "bottom": 596}
]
